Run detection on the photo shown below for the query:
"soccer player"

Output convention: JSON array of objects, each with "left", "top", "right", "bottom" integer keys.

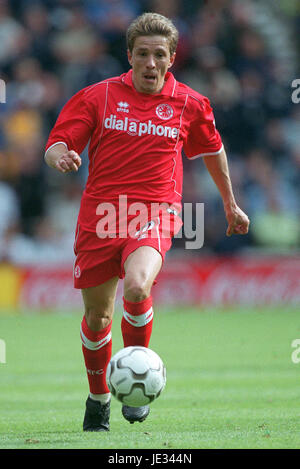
[{"left": 45, "top": 13, "right": 249, "bottom": 431}]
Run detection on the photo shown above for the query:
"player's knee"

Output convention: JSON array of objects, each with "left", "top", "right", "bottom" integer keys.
[
  {"left": 85, "top": 307, "right": 112, "bottom": 331},
  {"left": 123, "top": 278, "right": 150, "bottom": 303}
]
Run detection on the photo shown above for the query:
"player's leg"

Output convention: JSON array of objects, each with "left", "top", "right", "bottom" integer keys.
[
  {"left": 82, "top": 275, "right": 119, "bottom": 331},
  {"left": 121, "top": 246, "right": 162, "bottom": 424},
  {"left": 80, "top": 276, "right": 119, "bottom": 431},
  {"left": 122, "top": 245, "right": 162, "bottom": 348}
]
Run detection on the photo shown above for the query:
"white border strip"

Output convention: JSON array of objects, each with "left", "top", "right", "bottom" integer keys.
[
  {"left": 91, "top": 81, "right": 109, "bottom": 171},
  {"left": 80, "top": 327, "right": 112, "bottom": 351},
  {"left": 171, "top": 93, "right": 189, "bottom": 197},
  {"left": 155, "top": 216, "right": 161, "bottom": 253},
  {"left": 188, "top": 144, "right": 224, "bottom": 160},
  {"left": 44, "top": 141, "right": 68, "bottom": 158},
  {"left": 123, "top": 307, "right": 154, "bottom": 328}
]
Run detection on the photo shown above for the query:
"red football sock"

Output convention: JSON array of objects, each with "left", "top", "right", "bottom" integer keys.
[
  {"left": 80, "top": 316, "right": 112, "bottom": 395},
  {"left": 121, "top": 296, "right": 153, "bottom": 347}
]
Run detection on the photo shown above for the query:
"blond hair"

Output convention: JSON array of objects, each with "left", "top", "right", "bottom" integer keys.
[{"left": 126, "top": 12, "right": 179, "bottom": 56}]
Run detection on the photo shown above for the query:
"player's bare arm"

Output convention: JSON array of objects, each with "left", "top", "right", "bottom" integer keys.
[
  {"left": 203, "top": 147, "right": 250, "bottom": 237},
  {"left": 44, "top": 143, "right": 82, "bottom": 173}
]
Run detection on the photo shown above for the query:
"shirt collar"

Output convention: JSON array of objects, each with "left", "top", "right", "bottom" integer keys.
[{"left": 122, "top": 69, "right": 177, "bottom": 97}]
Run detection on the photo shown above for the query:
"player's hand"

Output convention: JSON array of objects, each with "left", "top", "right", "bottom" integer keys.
[
  {"left": 55, "top": 150, "right": 82, "bottom": 173},
  {"left": 225, "top": 204, "right": 250, "bottom": 237}
]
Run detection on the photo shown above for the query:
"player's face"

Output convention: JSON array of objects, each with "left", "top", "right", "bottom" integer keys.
[{"left": 128, "top": 35, "right": 176, "bottom": 94}]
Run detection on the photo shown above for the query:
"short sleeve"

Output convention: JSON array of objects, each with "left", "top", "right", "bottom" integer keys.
[
  {"left": 183, "top": 96, "right": 223, "bottom": 160},
  {"left": 45, "top": 87, "right": 97, "bottom": 155}
]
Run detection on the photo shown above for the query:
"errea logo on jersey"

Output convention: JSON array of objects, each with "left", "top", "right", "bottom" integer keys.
[
  {"left": 117, "top": 101, "right": 129, "bottom": 113},
  {"left": 104, "top": 114, "right": 179, "bottom": 139}
]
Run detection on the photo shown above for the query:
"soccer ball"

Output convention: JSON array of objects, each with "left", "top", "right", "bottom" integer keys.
[{"left": 106, "top": 346, "right": 166, "bottom": 407}]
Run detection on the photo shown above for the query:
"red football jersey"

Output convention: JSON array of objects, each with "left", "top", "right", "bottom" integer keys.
[{"left": 45, "top": 70, "right": 223, "bottom": 238}]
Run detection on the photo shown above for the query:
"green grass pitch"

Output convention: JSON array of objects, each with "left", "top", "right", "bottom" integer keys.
[{"left": 0, "top": 306, "right": 300, "bottom": 449}]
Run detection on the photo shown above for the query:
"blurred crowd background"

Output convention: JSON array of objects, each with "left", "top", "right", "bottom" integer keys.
[{"left": 0, "top": 0, "right": 299, "bottom": 266}]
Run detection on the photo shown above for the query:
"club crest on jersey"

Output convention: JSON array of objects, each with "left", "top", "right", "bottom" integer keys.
[
  {"left": 74, "top": 265, "right": 81, "bottom": 278},
  {"left": 156, "top": 103, "right": 173, "bottom": 120}
]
